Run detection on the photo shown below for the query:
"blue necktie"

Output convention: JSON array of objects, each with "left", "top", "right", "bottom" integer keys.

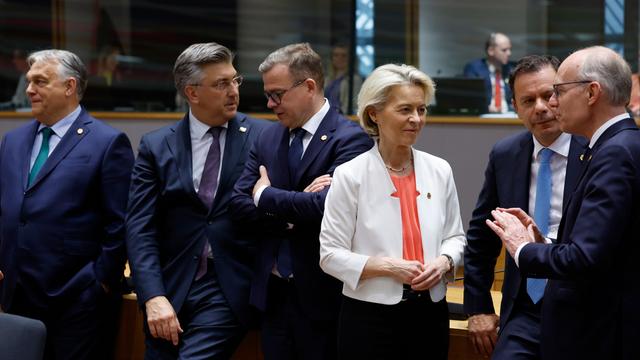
[
  {"left": 527, "top": 147, "right": 553, "bottom": 304},
  {"left": 277, "top": 128, "right": 306, "bottom": 278},
  {"left": 195, "top": 127, "right": 222, "bottom": 281},
  {"left": 28, "top": 127, "right": 54, "bottom": 186}
]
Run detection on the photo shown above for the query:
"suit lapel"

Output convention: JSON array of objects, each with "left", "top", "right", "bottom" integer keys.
[
  {"left": 166, "top": 114, "right": 200, "bottom": 204},
  {"left": 562, "top": 136, "right": 587, "bottom": 210},
  {"left": 27, "top": 110, "right": 92, "bottom": 190},
  {"left": 20, "top": 121, "right": 41, "bottom": 191},
  {"left": 293, "top": 109, "right": 338, "bottom": 186},
  {"left": 513, "top": 134, "right": 533, "bottom": 212}
]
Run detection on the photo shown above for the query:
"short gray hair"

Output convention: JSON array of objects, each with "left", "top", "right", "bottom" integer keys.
[
  {"left": 576, "top": 46, "right": 632, "bottom": 107},
  {"left": 173, "top": 42, "right": 234, "bottom": 97},
  {"left": 258, "top": 43, "right": 324, "bottom": 89},
  {"left": 28, "top": 49, "right": 88, "bottom": 100},
  {"left": 357, "top": 64, "right": 435, "bottom": 137}
]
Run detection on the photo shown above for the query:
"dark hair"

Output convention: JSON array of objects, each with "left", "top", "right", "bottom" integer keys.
[
  {"left": 508, "top": 55, "right": 560, "bottom": 98},
  {"left": 259, "top": 43, "right": 325, "bottom": 90}
]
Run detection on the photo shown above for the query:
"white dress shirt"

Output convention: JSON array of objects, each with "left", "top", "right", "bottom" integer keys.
[
  {"left": 515, "top": 132, "right": 571, "bottom": 265},
  {"left": 588, "top": 112, "right": 630, "bottom": 149},
  {"left": 30, "top": 105, "right": 81, "bottom": 169},
  {"left": 189, "top": 110, "right": 227, "bottom": 197}
]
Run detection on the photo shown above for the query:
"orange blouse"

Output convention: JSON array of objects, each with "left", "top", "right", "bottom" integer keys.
[{"left": 390, "top": 172, "right": 424, "bottom": 263}]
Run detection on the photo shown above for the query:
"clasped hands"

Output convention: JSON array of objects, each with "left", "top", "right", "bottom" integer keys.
[
  {"left": 485, "top": 207, "right": 545, "bottom": 257},
  {"left": 384, "top": 256, "right": 451, "bottom": 291}
]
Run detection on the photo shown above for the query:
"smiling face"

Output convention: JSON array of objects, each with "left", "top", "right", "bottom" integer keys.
[
  {"left": 26, "top": 60, "right": 77, "bottom": 125},
  {"left": 370, "top": 84, "right": 427, "bottom": 149},
  {"left": 512, "top": 66, "right": 562, "bottom": 146}
]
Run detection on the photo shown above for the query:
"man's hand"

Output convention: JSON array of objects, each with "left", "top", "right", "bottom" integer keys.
[
  {"left": 468, "top": 313, "right": 500, "bottom": 357},
  {"left": 304, "top": 174, "right": 331, "bottom": 193},
  {"left": 411, "top": 256, "right": 449, "bottom": 291},
  {"left": 252, "top": 165, "right": 272, "bottom": 197},
  {"left": 145, "top": 296, "right": 183, "bottom": 345},
  {"left": 486, "top": 209, "right": 535, "bottom": 257},
  {"left": 498, "top": 207, "right": 545, "bottom": 243}
]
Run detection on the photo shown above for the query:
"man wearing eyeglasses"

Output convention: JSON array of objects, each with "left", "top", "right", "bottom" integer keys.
[
  {"left": 230, "top": 43, "right": 372, "bottom": 360},
  {"left": 487, "top": 46, "right": 640, "bottom": 359},
  {"left": 126, "top": 42, "right": 268, "bottom": 359}
]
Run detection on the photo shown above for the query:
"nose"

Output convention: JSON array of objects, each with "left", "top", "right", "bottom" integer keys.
[
  {"left": 266, "top": 96, "right": 278, "bottom": 109},
  {"left": 534, "top": 97, "right": 549, "bottom": 113},
  {"left": 548, "top": 92, "right": 559, "bottom": 108},
  {"left": 26, "top": 81, "right": 36, "bottom": 96},
  {"left": 408, "top": 109, "right": 421, "bottom": 123}
]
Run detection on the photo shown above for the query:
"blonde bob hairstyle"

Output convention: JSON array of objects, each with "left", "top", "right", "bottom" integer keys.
[{"left": 357, "top": 64, "right": 435, "bottom": 137}]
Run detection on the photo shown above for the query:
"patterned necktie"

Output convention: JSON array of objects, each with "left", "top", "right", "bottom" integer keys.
[
  {"left": 28, "top": 127, "right": 54, "bottom": 186},
  {"left": 494, "top": 71, "right": 502, "bottom": 110},
  {"left": 527, "top": 147, "right": 553, "bottom": 304},
  {"left": 277, "top": 128, "right": 306, "bottom": 278},
  {"left": 195, "top": 127, "right": 222, "bottom": 280}
]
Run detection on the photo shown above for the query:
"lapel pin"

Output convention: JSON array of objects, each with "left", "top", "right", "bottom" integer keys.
[
  {"left": 580, "top": 154, "right": 584, "bottom": 161},
  {"left": 427, "top": 192, "right": 431, "bottom": 199},
  {"left": 77, "top": 128, "right": 84, "bottom": 135},
  {"left": 239, "top": 126, "right": 247, "bottom": 133},
  {"left": 320, "top": 134, "right": 328, "bottom": 141},
  {"left": 588, "top": 155, "right": 592, "bottom": 161}
]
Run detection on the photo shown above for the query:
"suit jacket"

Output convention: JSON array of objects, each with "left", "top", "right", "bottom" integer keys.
[
  {"left": 519, "top": 118, "right": 640, "bottom": 359},
  {"left": 319, "top": 144, "right": 466, "bottom": 304},
  {"left": 126, "top": 112, "right": 267, "bottom": 326},
  {"left": 0, "top": 108, "right": 133, "bottom": 310},
  {"left": 463, "top": 131, "right": 585, "bottom": 330},
  {"left": 230, "top": 106, "right": 373, "bottom": 321},
  {"left": 463, "top": 58, "right": 513, "bottom": 110}
]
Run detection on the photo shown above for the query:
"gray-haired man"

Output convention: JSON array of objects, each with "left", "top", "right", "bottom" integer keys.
[{"left": 126, "top": 42, "right": 267, "bottom": 359}]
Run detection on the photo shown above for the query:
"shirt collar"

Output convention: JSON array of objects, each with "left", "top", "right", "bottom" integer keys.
[
  {"left": 189, "top": 109, "right": 228, "bottom": 141},
  {"left": 298, "top": 99, "right": 330, "bottom": 136},
  {"left": 532, "top": 132, "right": 571, "bottom": 159},
  {"left": 588, "top": 112, "right": 629, "bottom": 148},
  {"left": 38, "top": 105, "right": 82, "bottom": 138}
]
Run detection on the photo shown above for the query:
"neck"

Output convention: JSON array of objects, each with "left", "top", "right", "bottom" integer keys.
[
  {"left": 294, "top": 96, "right": 325, "bottom": 129},
  {"left": 190, "top": 106, "right": 230, "bottom": 127},
  {"left": 37, "top": 102, "right": 78, "bottom": 127},
  {"left": 378, "top": 139, "right": 412, "bottom": 170},
  {"left": 583, "top": 105, "right": 627, "bottom": 140}
]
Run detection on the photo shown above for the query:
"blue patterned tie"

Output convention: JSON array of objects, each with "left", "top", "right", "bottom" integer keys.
[
  {"left": 527, "top": 148, "right": 553, "bottom": 304},
  {"left": 277, "top": 128, "right": 306, "bottom": 278},
  {"left": 28, "top": 127, "right": 54, "bottom": 186}
]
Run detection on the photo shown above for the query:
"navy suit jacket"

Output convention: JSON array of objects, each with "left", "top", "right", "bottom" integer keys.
[
  {"left": 126, "top": 112, "right": 267, "bottom": 326},
  {"left": 519, "top": 118, "right": 640, "bottom": 359},
  {"left": 0, "top": 108, "right": 133, "bottom": 310},
  {"left": 464, "top": 131, "right": 585, "bottom": 330},
  {"left": 230, "top": 107, "right": 373, "bottom": 321},
  {"left": 463, "top": 58, "right": 513, "bottom": 110}
]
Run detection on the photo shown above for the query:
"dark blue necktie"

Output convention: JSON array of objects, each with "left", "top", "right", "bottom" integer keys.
[
  {"left": 28, "top": 127, "right": 54, "bottom": 186},
  {"left": 527, "top": 147, "right": 553, "bottom": 304},
  {"left": 277, "top": 128, "right": 306, "bottom": 278},
  {"left": 195, "top": 127, "right": 222, "bottom": 280}
]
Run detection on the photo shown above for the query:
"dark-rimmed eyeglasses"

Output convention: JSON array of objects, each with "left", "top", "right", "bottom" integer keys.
[
  {"left": 552, "top": 80, "right": 592, "bottom": 98},
  {"left": 191, "top": 75, "right": 243, "bottom": 91},
  {"left": 264, "top": 79, "right": 307, "bottom": 105}
]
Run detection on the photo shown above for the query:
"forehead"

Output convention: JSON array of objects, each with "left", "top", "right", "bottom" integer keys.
[
  {"left": 386, "top": 84, "right": 425, "bottom": 104},
  {"left": 514, "top": 66, "right": 555, "bottom": 92},
  {"left": 494, "top": 35, "right": 511, "bottom": 48},
  {"left": 26, "top": 60, "right": 59, "bottom": 79},
  {"left": 556, "top": 54, "right": 582, "bottom": 80},
  {"left": 262, "top": 63, "right": 293, "bottom": 89},
  {"left": 200, "top": 62, "right": 236, "bottom": 80}
]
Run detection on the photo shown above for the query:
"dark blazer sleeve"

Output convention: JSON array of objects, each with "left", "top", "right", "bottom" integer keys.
[
  {"left": 519, "top": 142, "right": 638, "bottom": 278},
  {"left": 464, "top": 145, "right": 504, "bottom": 314},
  {"left": 125, "top": 135, "right": 166, "bottom": 304},
  {"left": 94, "top": 132, "right": 134, "bottom": 288},
  {"left": 463, "top": 59, "right": 481, "bottom": 77}
]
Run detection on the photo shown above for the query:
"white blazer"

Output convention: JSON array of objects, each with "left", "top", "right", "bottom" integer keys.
[{"left": 319, "top": 144, "right": 466, "bottom": 304}]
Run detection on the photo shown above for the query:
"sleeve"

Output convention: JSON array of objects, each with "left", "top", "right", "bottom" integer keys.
[
  {"left": 125, "top": 136, "right": 166, "bottom": 304},
  {"left": 438, "top": 162, "right": 467, "bottom": 283},
  {"left": 95, "top": 132, "right": 134, "bottom": 288},
  {"left": 463, "top": 148, "right": 504, "bottom": 315},
  {"left": 319, "top": 165, "right": 369, "bottom": 291}
]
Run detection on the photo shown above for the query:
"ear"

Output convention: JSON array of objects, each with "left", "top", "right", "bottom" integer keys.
[
  {"left": 184, "top": 85, "right": 199, "bottom": 104},
  {"left": 587, "top": 82, "right": 601, "bottom": 106},
  {"left": 304, "top": 78, "right": 317, "bottom": 94},
  {"left": 65, "top": 77, "right": 77, "bottom": 97},
  {"left": 367, "top": 107, "right": 377, "bottom": 123}
]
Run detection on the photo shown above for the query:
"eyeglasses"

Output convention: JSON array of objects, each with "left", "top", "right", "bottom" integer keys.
[
  {"left": 552, "top": 80, "right": 592, "bottom": 98},
  {"left": 191, "top": 75, "right": 243, "bottom": 91},
  {"left": 264, "top": 79, "right": 307, "bottom": 105}
]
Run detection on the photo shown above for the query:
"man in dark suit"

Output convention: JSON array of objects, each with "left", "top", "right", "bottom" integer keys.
[
  {"left": 0, "top": 49, "right": 134, "bottom": 359},
  {"left": 464, "top": 32, "right": 514, "bottom": 113},
  {"left": 126, "top": 42, "right": 267, "bottom": 359},
  {"left": 464, "top": 55, "right": 586, "bottom": 359},
  {"left": 230, "top": 43, "right": 372, "bottom": 360},
  {"left": 488, "top": 46, "right": 640, "bottom": 359}
]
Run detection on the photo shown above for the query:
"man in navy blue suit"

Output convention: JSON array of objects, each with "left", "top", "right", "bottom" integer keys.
[
  {"left": 126, "top": 42, "right": 267, "bottom": 359},
  {"left": 230, "top": 43, "right": 372, "bottom": 360},
  {"left": 464, "top": 32, "right": 514, "bottom": 113},
  {"left": 488, "top": 46, "right": 640, "bottom": 359},
  {"left": 464, "top": 55, "right": 586, "bottom": 359},
  {"left": 0, "top": 49, "right": 134, "bottom": 359}
]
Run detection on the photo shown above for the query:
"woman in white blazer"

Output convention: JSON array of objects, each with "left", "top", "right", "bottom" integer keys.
[{"left": 319, "top": 64, "right": 466, "bottom": 359}]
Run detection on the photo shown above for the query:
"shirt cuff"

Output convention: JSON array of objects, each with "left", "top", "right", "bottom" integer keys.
[
  {"left": 253, "top": 185, "right": 268, "bottom": 206},
  {"left": 514, "top": 243, "right": 529, "bottom": 267}
]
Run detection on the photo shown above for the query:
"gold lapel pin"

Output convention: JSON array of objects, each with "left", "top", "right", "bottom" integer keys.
[
  {"left": 427, "top": 192, "right": 431, "bottom": 199},
  {"left": 320, "top": 134, "right": 328, "bottom": 141},
  {"left": 239, "top": 126, "right": 247, "bottom": 133},
  {"left": 580, "top": 154, "right": 584, "bottom": 161},
  {"left": 588, "top": 155, "right": 592, "bottom": 161},
  {"left": 77, "top": 128, "right": 84, "bottom": 135}
]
